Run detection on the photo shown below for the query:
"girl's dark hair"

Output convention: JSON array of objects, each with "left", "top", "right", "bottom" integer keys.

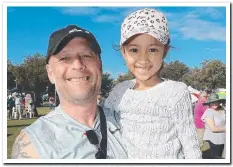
[
  {"left": 113, "top": 44, "right": 121, "bottom": 51},
  {"left": 113, "top": 35, "right": 172, "bottom": 53}
]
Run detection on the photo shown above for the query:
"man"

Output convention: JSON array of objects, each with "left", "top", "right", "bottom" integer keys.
[
  {"left": 7, "top": 95, "right": 15, "bottom": 120},
  {"left": 194, "top": 91, "right": 208, "bottom": 148},
  {"left": 11, "top": 25, "right": 127, "bottom": 159},
  {"left": 15, "top": 94, "right": 22, "bottom": 120},
  {"left": 48, "top": 95, "right": 55, "bottom": 110}
]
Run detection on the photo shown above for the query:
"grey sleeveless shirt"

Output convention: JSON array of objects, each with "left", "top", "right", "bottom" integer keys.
[{"left": 23, "top": 106, "right": 128, "bottom": 159}]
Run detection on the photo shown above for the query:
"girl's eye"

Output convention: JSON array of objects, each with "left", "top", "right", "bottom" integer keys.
[
  {"left": 150, "top": 48, "right": 158, "bottom": 52},
  {"left": 129, "top": 48, "right": 138, "bottom": 53}
]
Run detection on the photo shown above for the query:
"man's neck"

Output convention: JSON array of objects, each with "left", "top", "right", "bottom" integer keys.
[{"left": 60, "top": 99, "right": 98, "bottom": 128}]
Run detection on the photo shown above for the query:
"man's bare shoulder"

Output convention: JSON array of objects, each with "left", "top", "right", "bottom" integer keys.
[{"left": 11, "top": 130, "right": 39, "bottom": 159}]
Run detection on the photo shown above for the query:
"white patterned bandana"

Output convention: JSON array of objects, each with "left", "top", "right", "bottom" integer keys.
[{"left": 120, "top": 8, "right": 170, "bottom": 45}]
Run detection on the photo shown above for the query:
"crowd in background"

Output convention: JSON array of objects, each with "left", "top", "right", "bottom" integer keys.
[
  {"left": 194, "top": 90, "right": 226, "bottom": 159},
  {"left": 7, "top": 92, "right": 35, "bottom": 120}
]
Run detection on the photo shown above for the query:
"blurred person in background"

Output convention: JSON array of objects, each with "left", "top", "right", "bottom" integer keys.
[
  {"left": 15, "top": 94, "right": 22, "bottom": 120},
  {"left": 201, "top": 93, "right": 226, "bottom": 158},
  {"left": 194, "top": 91, "right": 208, "bottom": 148}
]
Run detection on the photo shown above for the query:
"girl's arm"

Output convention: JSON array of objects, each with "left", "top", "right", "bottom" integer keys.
[
  {"left": 172, "top": 88, "right": 202, "bottom": 159},
  {"left": 205, "top": 117, "right": 226, "bottom": 132}
]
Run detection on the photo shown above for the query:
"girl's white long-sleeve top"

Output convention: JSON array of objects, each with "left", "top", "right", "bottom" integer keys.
[{"left": 104, "top": 79, "right": 202, "bottom": 159}]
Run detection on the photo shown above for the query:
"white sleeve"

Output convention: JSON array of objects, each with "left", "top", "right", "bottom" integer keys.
[
  {"left": 104, "top": 84, "right": 119, "bottom": 111},
  {"left": 104, "top": 81, "right": 130, "bottom": 113},
  {"left": 172, "top": 88, "right": 202, "bottom": 159}
]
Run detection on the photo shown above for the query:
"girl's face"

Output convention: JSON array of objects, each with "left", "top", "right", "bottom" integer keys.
[{"left": 121, "top": 34, "right": 169, "bottom": 82}]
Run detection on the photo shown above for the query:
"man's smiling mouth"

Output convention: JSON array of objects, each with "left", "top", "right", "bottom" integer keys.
[{"left": 67, "top": 76, "right": 90, "bottom": 82}]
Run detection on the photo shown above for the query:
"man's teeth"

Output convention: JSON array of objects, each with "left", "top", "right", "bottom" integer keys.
[{"left": 68, "top": 77, "right": 89, "bottom": 81}]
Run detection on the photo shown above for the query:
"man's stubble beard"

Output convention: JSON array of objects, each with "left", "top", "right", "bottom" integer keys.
[{"left": 54, "top": 78, "right": 99, "bottom": 105}]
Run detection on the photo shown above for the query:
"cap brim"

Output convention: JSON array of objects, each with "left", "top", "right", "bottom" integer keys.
[
  {"left": 203, "top": 99, "right": 226, "bottom": 105},
  {"left": 120, "top": 27, "right": 169, "bottom": 45}
]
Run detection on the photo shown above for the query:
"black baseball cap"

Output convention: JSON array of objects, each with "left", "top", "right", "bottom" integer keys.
[{"left": 46, "top": 25, "right": 101, "bottom": 64}]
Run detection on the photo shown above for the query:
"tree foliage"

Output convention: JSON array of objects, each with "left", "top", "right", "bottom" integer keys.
[
  {"left": 8, "top": 53, "right": 226, "bottom": 98},
  {"left": 114, "top": 71, "right": 135, "bottom": 86},
  {"left": 9, "top": 53, "right": 49, "bottom": 94},
  {"left": 160, "top": 60, "right": 190, "bottom": 81},
  {"left": 101, "top": 72, "right": 114, "bottom": 97},
  {"left": 181, "top": 68, "right": 202, "bottom": 90},
  {"left": 198, "top": 60, "right": 226, "bottom": 90},
  {"left": 181, "top": 59, "right": 226, "bottom": 90},
  {"left": 7, "top": 60, "right": 16, "bottom": 89}
]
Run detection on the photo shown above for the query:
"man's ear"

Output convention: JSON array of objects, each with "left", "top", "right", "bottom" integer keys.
[
  {"left": 163, "top": 45, "right": 170, "bottom": 59},
  {"left": 46, "top": 64, "right": 55, "bottom": 84}
]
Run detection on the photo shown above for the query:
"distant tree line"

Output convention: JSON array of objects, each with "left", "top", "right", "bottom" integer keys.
[{"left": 7, "top": 53, "right": 226, "bottom": 99}]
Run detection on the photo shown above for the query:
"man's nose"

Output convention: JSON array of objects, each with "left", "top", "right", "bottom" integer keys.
[{"left": 72, "top": 56, "right": 86, "bottom": 70}]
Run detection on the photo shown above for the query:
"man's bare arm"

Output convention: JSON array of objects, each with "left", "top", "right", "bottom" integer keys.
[{"left": 11, "top": 131, "right": 39, "bottom": 159}]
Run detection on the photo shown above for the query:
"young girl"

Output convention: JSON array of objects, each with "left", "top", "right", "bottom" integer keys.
[
  {"left": 201, "top": 93, "right": 226, "bottom": 158},
  {"left": 104, "top": 8, "right": 202, "bottom": 159}
]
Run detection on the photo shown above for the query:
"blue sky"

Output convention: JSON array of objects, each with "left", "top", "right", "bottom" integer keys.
[{"left": 7, "top": 6, "right": 226, "bottom": 79}]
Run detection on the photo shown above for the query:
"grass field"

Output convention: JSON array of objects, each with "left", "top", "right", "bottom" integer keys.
[{"left": 7, "top": 107, "right": 50, "bottom": 159}]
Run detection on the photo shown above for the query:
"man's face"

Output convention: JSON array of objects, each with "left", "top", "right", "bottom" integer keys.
[{"left": 46, "top": 37, "right": 102, "bottom": 105}]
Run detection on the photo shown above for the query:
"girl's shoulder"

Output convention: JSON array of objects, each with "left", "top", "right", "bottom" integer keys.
[
  {"left": 104, "top": 79, "right": 135, "bottom": 111},
  {"left": 163, "top": 79, "right": 188, "bottom": 92},
  {"left": 159, "top": 79, "right": 190, "bottom": 110},
  {"left": 112, "top": 79, "right": 136, "bottom": 92}
]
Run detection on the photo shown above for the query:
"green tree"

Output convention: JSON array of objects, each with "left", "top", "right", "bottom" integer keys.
[
  {"left": 11, "top": 53, "right": 49, "bottom": 101},
  {"left": 199, "top": 60, "right": 226, "bottom": 90},
  {"left": 7, "top": 60, "right": 16, "bottom": 89},
  {"left": 160, "top": 60, "right": 190, "bottom": 81},
  {"left": 182, "top": 68, "right": 202, "bottom": 89},
  {"left": 114, "top": 71, "right": 135, "bottom": 86},
  {"left": 101, "top": 72, "right": 114, "bottom": 97},
  {"left": 182, "top": 60, "right": 226, "bottom": 90}
]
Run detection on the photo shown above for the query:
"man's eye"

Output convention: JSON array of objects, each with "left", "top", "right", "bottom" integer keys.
[
  {"left": 83, "top": 55, "right": 93, "bottom": 58},
  {"left": 81, "top": 54, "right": 94, "bottom": 59},
  {"left": 129, "top": 48, "right": 138, "bottom": 53},
  {"left": 150, "top": 48, "right": 158, "bottom": 52},
  {"left": 59, "top": 57, "right": 70, "bottom": 61}
]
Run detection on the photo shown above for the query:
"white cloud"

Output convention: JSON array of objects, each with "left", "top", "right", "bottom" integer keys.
[
  {"left": 59, "top": 7, "right": 100, "bottom": 15},
  {"left": 190, "top": 7, "right": 225, "bottom": 20},
  {"left": 205, "top": 48, "right": 223, "bottom": 52},
  {"left": 94, "top": 15, "right": 120, "bottom": 23},
  {"left": 120, "top": 7, "right": 144, "bottom": 17},
  {"left": 167, "top": 8, "right": 226, "bottom": 42},
  {"left": 58, "top": 7, "right": 124, "bottom": 23},
  {"left": 178, "top": 19, "right": 226, "bottom": 41}
]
